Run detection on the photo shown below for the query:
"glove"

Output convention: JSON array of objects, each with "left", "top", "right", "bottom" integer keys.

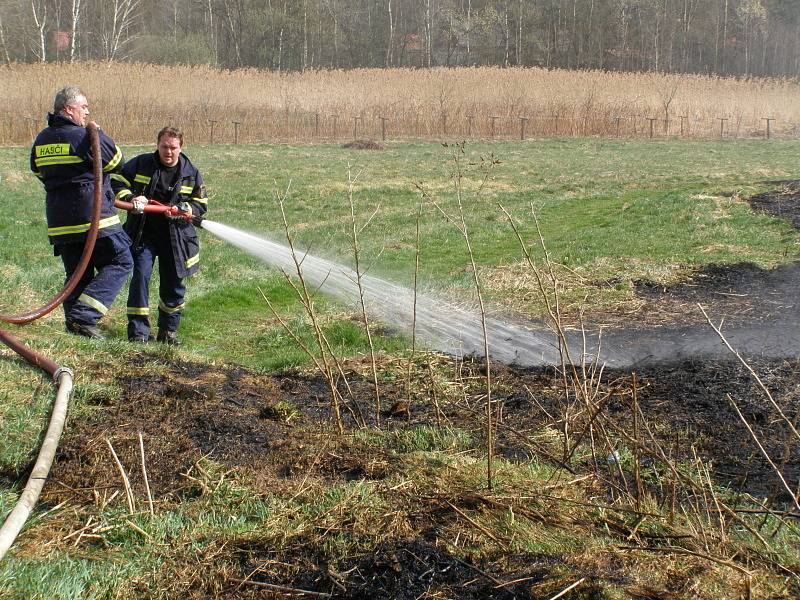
[
  {"left": 166, "top": 202, "right": 193, "bottom": 223},
  {"left": 130, "top": 196, "right": 148, "bottom": 214}
]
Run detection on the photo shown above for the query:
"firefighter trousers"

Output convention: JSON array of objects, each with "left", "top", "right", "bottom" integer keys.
[
  {"left": 57, "top": 231, "right": 133, "bottom": 327},
  {"left": 126, "top": 235, "right": 187, "bottom": 340}
]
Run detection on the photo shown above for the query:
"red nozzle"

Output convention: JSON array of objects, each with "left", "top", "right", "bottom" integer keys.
[{"left": 114, "top": 199, "right": 191, "bottom": 220}]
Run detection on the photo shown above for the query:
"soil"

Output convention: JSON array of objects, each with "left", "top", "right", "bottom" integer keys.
[
  {"left": 341, "top": 139, "right": 386, "bottom": 150},
  {"left": 22, "top": 185, "right": 800, "bottom": 598}
]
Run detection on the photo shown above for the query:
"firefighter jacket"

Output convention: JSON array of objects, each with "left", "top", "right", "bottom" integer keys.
[
  {"left": 30, "top": 113, "right": 125, "bottom": 245},
  {"left": 111, "top": 151, "right": 207, "bottom": 278}
]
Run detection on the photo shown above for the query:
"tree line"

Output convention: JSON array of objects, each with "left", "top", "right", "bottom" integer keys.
[{"left": 1, "top": 0, "right": 799, "bottom": 77}]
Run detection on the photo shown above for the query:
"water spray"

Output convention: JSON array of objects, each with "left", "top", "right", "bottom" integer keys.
[{"left": 197, "top": 221, "right": 799, "bottom": 368}]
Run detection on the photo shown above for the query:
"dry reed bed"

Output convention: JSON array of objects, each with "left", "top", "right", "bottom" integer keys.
[{"left": 2, "top": 62, "right": 800, "bottom": 143}]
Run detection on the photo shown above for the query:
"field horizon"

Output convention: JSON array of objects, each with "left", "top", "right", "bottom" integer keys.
[{"left": 3, "top": 62, "right": 800, "bottom": 145}]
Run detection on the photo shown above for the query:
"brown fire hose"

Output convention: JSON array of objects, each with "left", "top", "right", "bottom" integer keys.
[
  {"left": 0, "top": 122, "right": 105, "bottom": 561},
  {"left": 0, "top": 123, "right": 104, "bottom": 325}
]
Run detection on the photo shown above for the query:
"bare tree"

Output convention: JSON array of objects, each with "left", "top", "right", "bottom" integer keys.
[
  {"left": 385, "top": 0, "right": 394, "bottom": 66},
  {"left": 0, "top": 7, "right": 11, "bottom": 65},
  {"left": 101, "top": 0, "right": 141, "bottom": 60},
  {"left": 221, "top": 0, "right": 242, "bottom": 67},
  {"left": 30, "top": 0, "right": 47, "bottom": 62},
  {"left": 206, "top": 0, "right": 217, "bottom": 65},
  {"left": 70, "top": 0, "right": 82, "bottom": 62}
]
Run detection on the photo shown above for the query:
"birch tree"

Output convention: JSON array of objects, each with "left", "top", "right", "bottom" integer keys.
[
  {"left": 70, "top": 0, "right": 82, "bottom": 62},
  {"left": 100, "top": 0, "right": 141, "bottom": 60},
  {"left": 30, "top": 0, "right": 47, "bottom": 61}
]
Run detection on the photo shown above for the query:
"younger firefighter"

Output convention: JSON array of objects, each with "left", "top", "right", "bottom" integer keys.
[
  {"left": 30, "top": 85, "right": 132, "bottom": 339},
  {"left": 111, "top": 126, "right": 207, "bottom": 344}
]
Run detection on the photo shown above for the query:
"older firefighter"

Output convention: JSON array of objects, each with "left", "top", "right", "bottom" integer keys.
[
  {"left": 30, "top": 85, "right": 132, "bottom": 340},
  {"left": 111, "top": 126, "right": 207, "bottom": 345}
]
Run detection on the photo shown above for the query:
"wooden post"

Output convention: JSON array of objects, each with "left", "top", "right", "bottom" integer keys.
[
  {"left": 489, "top": 116, "right": 499, "bottom": 139},
  {"left": 314, "top": 112, "right": 320, "bottom": 138},
  {"left": 331, "top": 114, "right": 338, "bottom": 140},
  {"left": 613, "top": 116, "right": 621, "bottom": 138},
  {"left": 232, "top": 121, "right": 241, "bottom": 144},
  {"left": 379, "top": 116, "right": 388, "bottom": 141},
  {"left": 717, "top": 117, "right": 728, "bottom": 138},
  {"left": 518, "top": 116, "right": 528, "bottom": 140},
  {"left": 762, "top": 117, "right": 774, "bottom": 139},
  {"left": 646, "top": 117, "right": 657, "bottom": 139},
  {"left": 352, "top": 115, "right": 359, "bottom": 139},
  {"left": 552, "top": 114, "right": 559, "bottom": 136},
  {"left": 441, "top": 112, "right": 447, "bottom": 136},
  {"left": 680, "top": 115, "right": 688, "bottom": 136},
  {"left": 466, "top": 114, "right": 474, "bottom": 137},
  {"left": 209, "top": 119, "right": 217, "bottom": 144}
]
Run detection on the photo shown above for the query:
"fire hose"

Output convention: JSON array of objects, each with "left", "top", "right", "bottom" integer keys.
[
  {"left": 0, "top": 123, "right": 106, "bottom": 561},
  {"left": 113, "top": 198, "right": 204, "bottom": 227}
]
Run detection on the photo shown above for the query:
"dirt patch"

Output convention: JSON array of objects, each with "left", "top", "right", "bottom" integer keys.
[
  {"left": 341, "top": 139, "right": 386, "bottom": 150},
  {"left": 587, "top": 184, "right": 800, "bottom": 329},
  {"left": 45, "top": 351, "right": 799, "bottom": 506},
  {"left": 748, "top": 180, "right": 800, "bottom": 228},
  {"left": 233, "top": 538, "right": 583, "bottom": 599}
]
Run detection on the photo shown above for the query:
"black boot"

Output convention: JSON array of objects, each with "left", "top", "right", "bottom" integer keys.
[
  {"left": 157, "top": 330, "right": 181, "bottom": 346},
  {"left": 66, "top": 320, "right": 105, "bottom": 340},
  {"left": 129, "top": 333, "right": 155, "bottom": 343}
]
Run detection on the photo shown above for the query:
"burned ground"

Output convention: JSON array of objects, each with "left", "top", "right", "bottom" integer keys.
[{"left": 37, "top": 349, "right": 800, "bottom": 598}]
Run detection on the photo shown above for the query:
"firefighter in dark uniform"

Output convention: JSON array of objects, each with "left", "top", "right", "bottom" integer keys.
[
  {"left": 111, "top": 126, "right": 207, "bottom": 345},
  {"left": 30, "top": 85, "right": 133, "bottom": 340}
]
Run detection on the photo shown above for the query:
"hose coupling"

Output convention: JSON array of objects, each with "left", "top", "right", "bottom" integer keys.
[{"left": 52, "top": 366, "right": 75, "bottom": 383}]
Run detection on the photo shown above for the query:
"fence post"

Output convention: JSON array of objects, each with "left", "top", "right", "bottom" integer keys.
[
  {"left": 552, "top": 114, "right": 559, "bottom": 136},
  {"left": 441, "top": 112, "right": 447, "bottom": 136},
  {"left": 314, "top": 112, "right": 320, "bottom": 138},
  {"left": 762, "top": 117, "right": 774, "bottom": 139},
  {"left": 331, "top": 114, "right": 338, "bottom": 140},
  {"left": 679, "top": 115, "right": 688, "bottom": 137},
  {"left": 717, "top": 117, "right": 728, "bottom": 138},
  {"left": 232, "top": 121, "right": 241, "bottom": 144},
  {"left": 352, "top": 116, "right": 359, "bottom": 139},
  {"left": 613, "top": 116, "right": 621, "bottom": 138},
  {"left": 489, "top": 115, "right": 499, "bottom": 139},
  {"left": 209, "top": 119, "right": 217, "bottom": 144},
  {"left": 646, "top": 117, "right": 657, "bottom": 139},
  {"left": 379, "top": 116, "right": 388, "bottom": 141},
  {"left": 518, "top": 116, "right": 528, "bottom": 140},
  {"left": 466, "top": 114, "right": 474, "bottom": 137}
]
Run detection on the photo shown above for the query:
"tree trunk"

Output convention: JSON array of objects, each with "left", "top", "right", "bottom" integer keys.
[
  {"left": 516, "top": 0, "right": 522, "bottom": 65},
  {"left": 721, "top": 0, "right": 728, "bottom": 73},
  {"left": 0, "top": 11, "right": 10, "bottom": 65},
  {"left": 386, "top": 0, "right": 394, "bottom": 67},
  {"left": 303, "top": 0, "right": 308, "bottom": 70},
  {"left": 206, "top": 0, "right": 217, "bottom": 66},
  {"left": 70, "top": 0, "right": 81, "bottom": 62},
  {"left": 30, "top": 0, "right": 47, "bottom": 62}
]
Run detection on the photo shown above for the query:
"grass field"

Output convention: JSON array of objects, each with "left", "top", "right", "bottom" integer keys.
[{"left": 1, "top": 138, "right": 799, "bottom": 598}]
